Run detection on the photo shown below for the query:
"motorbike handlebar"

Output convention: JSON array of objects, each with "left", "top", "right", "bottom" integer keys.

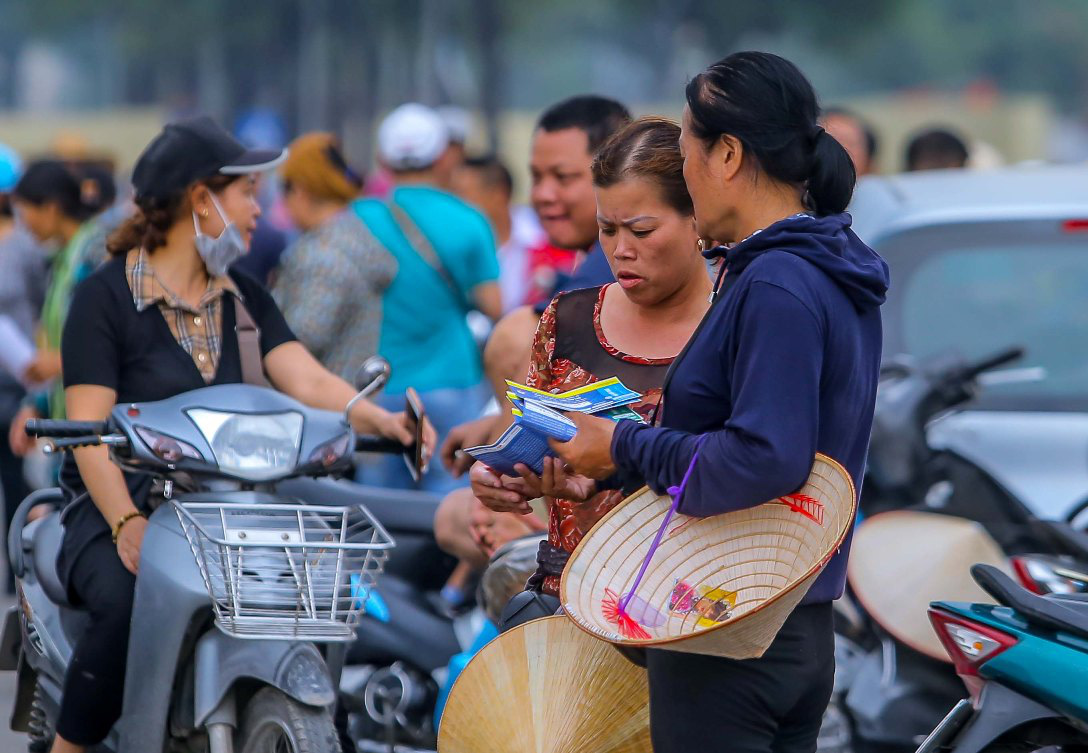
[
  {"left": 354, "top": 435, "right": 409, "bottom": 455},
  {"left": 26, "top": 419, "right": 109, "bottom": 438},
  {"left": 960, "top": 347, "right": 1025, "bottom": 381},
  {"left": 42, "top": 435, "right": 128, "bottom": 454}
]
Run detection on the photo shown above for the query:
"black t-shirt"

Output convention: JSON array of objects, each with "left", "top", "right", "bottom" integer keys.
[
  {"left": 62, "top": 254, "right": 295, "bottom": 401},
  {"left": 55, "top": 254, "right": 296, "bottom": 591}
]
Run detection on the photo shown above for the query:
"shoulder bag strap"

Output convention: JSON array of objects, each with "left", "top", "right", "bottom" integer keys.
[
  {"left": 233, "top": 296, "right": 271, "bottom": 388},
  {"left": 385, "top": 201, "right": 470, "bottom": 312}
]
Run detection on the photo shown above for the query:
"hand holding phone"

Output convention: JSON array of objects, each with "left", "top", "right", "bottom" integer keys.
[{"left": 404, "top": 387, "right": 429, "bottom": 483}]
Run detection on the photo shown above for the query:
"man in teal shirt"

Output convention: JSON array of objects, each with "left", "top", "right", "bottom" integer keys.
[{"left": 354, "top": 103, "right": 501, "bottom": 492}]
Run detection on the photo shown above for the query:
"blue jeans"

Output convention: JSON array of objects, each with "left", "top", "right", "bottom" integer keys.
[{"left": 357, "top": 382, "right": 490, "bottom": 495}]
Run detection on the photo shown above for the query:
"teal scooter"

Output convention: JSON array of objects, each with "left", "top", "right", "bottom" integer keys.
[{"left": 917, "top": 563, "right": 1088, "bottom": 752}]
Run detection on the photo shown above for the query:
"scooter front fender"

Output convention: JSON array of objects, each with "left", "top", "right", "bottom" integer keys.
[
  {"left": 119, "top": 502, "right": 211, "bottom": 753},
  {"left": 193, "top": 631, "right": 336, "bottom": 727}
]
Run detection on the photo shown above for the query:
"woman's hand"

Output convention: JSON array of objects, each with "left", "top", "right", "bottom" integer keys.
[
  {"left": 440, "top": 415, "right": 498, "bottom": 477},
  {"left": 548, "top": 412, "right": 618, "bottom": 479},
  {"left": 353, "top": 404, "right": 437, "bottom": 470},
  {"left": 23, "top": 350, "right": 62, "bottom": 384},
  {"left": 116, "top": 514, "right": 148, "bottom": 575},
  {"left": 469, "top": 461, "right": 533, "bottom": 515},
  {"left": 9, "top": 405, "right": 38, "bottom": 457},
  {"left": 514, "top": 457, "right": 597, "bottom": 502}
]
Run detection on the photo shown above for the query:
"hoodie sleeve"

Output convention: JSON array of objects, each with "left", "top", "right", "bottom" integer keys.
[{"left": 611, "top": 280, "right": 822, "bottom": 517}]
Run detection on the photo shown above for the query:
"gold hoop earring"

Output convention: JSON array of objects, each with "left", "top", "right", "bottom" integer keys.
[
  {"left": 697, "top": 239, "right": 706, "bottom": 253},
  {"left": 201, "top": 208, "right": 209, "bottom": 218}
]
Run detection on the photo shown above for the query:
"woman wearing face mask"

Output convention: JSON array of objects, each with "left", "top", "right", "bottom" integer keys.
[
  {"left": 49, "top": 116, "right": 435, "bottom": 753},
  {"left": 470, "top": 117, "right": 712, "bottom": 608},
  {"left": 7, "top": 161, "right": 114, "bottom": 457},
  {"left": 514, "top": 53, "right": 889, "bottom": 752}
]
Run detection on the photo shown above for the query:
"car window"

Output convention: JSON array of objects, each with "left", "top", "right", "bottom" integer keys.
[{"left": 882, "top": 225, "right": 1088, "bottom": 411}]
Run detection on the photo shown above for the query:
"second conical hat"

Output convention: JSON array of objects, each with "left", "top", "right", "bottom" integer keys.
[
  {"left": 847, "top": 509, "right": 1009, "bottom": 661},
  {"left": 437, "top": 615, "right": 650, "bottom": 753},
  {"left": 561, "top": 454, "right": 856, "bottom": 659}
]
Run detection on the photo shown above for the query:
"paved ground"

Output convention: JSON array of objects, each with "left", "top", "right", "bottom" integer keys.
[{"left": 0, "top": 595, "right": 26, "bottom": 751}]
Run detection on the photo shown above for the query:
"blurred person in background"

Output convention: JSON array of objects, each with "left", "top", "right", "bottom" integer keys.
[
  {"left": 272, "top": 132, "right": 396, "bottom": 381},
  {"left": 822, "top": 107, "right": 878, "bottom": 177},
  {"left": 66, "top": 161, "right": 121, "bottom": 273},
  {"left": 906, "top": 127, "right": 969, "bottom": 171},
  {"left": 0, "top": 144, "right": 48, "bottom": 590},
  {"left": 437, "top": 105, "right": 472, "bottom": 180},
  {"left": 431, "top": 96, "right": 631, "bottom": 608},
  {"left": 444, "top": 95, "right": 630, "bottom": 452},
  {"left": 9, "top": 161, "right": 116, "bottom": 460},
  {"left": 353, "top": 102, "right": 502, "bottom": 493},
  {"left": 451, "top": 155, "right": 545, "bottom": 313}
]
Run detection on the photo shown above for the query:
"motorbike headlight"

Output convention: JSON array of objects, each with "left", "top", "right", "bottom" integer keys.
[{"left": 187, "top": 409, "right": 303, "bottom": 481}]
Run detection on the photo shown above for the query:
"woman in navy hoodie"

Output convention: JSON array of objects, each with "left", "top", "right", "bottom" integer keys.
[{"left": 544, "top": 52, "right": 890, "bottom": 752}]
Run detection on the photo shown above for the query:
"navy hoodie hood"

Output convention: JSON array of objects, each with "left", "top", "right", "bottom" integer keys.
[{"left": 710, "top": 212, "right": 889, "bottom": 310}]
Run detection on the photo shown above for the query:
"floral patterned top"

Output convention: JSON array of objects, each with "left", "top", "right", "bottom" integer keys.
[
  {"left": 528, "top": 284, "right": 672, "bottom": 596},
  {"left": 272, "top": 210, "right": 397, "bottom": 381}
]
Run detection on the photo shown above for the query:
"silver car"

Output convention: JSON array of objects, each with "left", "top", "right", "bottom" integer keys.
[{"left": 849, "top": 165, "right": 1088, "bottom": 520}]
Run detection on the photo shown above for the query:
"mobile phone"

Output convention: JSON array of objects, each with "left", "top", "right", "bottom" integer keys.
[{"left": 404, "top": 387, "right": 427, "bottom": 483}]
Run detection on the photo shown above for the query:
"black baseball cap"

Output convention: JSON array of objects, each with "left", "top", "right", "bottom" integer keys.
[{"left": 132, "top": 115, "right": 286, "bottom": 201}]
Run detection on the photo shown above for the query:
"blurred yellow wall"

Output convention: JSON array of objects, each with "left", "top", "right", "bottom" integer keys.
[
  {"left": 0, "top": 107, "right": 164, "bottom": 173},
  {"left": 847, "top": 93, "right": 1052, "bottom": 173},
  {"left": 0, "top": 92, "right": 1052, "bottom": 202}
]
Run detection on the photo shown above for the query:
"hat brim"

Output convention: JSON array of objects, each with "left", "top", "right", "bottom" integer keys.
[{"left": 220, "top": 148, "right": 287, "bottom": 175}]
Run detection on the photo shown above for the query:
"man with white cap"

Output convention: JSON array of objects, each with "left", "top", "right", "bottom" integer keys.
[{"left": 353, "top": 103, "right": 502, "bottom": 493}]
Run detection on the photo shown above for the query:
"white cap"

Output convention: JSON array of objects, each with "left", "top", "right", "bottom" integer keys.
[
  {"left": 436, "top": 105, "right": 471, "bottom": 145},
  {"left": 378, "top": 103, "right": 450, "bottom": 171}
]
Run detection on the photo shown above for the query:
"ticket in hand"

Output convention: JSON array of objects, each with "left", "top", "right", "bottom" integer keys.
[{"left": 465, "top": 377, "right": 644, "bottom": 476}]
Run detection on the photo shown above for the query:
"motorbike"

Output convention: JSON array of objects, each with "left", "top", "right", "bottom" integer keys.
[
  {"left": 0, "top": 359, "right": 413, "bottom": 753},
  {"left": 917, "top": 562, "right": 1088, "bottom": 752},
  {"left": 289, "top": 476, "right": 478, "bottom": 752},
  {"left": 819, "top": 347, "right": 1088, "bottom": 753}
]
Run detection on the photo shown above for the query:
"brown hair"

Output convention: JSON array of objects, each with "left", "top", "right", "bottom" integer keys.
[
  {"left": 591, "top": 117, "right": 693, "bottom": 216},
  {"left": 107, "top": 173, "right": 238, "bottom": 256},
  {"left": 281, "top": 132, "right": 362, "bottom": 203}
]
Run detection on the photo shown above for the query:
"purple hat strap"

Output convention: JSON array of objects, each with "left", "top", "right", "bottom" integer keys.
[{"left": 618, "top": 435, "right": 707, "bottom": 614}]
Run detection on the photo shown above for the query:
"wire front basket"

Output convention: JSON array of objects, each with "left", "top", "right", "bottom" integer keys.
[{"left": 173, "top": 501, "right": 395, "bottom": 641}]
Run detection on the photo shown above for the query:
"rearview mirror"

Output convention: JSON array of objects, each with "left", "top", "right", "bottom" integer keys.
[
  {"left": 345, "top": 356, "right": 392, "bottom": 420},
  {"left": 354, "top": 356, "right": 391, "bottom": 394}
]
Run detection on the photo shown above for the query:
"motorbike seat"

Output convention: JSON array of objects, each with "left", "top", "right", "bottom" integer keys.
[
  {"left": 30, "top": 514, "right": 74, "bottom": 609},
  {"left": 279, "top": 477, "right": 442, "bottom": 535},
  {"left": 972, "top": 563, "right": 1088, "bottom": 640}
]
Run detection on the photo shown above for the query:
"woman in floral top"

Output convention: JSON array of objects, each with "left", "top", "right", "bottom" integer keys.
[
  {"left": 472, "top": 117, "right": 713, "bottom": 597},
  {"left": 272, "top": 132, "right": 396, "bottom": 380}
]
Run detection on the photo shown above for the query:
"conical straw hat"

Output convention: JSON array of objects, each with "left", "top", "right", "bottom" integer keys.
[
  {"left": 561, "top": 453, "right": 855, "bottom": 660},
  {"left": 437, "top": 615, "right": 651, "bottom": 753},
  {"left": 847, "top": 509, "right": 1009, "bottom": 661}
]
